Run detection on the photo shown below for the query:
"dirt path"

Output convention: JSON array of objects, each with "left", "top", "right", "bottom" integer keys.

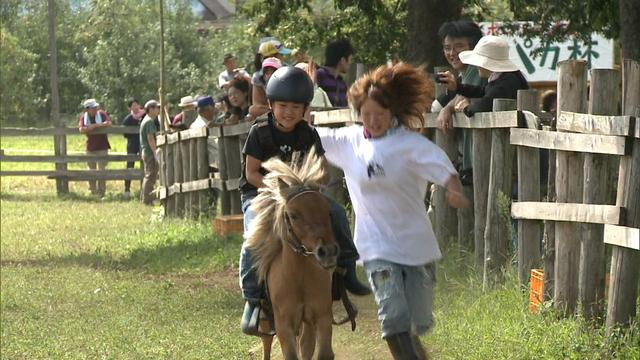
[
  {"left": 247, "top": 294, "right": 393, "bottom": 360},
  {"left": 162, "top": 269, "right": 394, "bottom": 359}
]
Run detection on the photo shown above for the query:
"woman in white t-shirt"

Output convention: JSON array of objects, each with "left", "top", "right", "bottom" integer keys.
[{"left": 317, "top": 63, "right": 469, "bottom": 359}]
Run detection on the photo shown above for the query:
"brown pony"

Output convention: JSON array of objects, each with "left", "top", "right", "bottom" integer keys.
[{"left": 246, "top": 149, "right": 338, "bottom": 360}]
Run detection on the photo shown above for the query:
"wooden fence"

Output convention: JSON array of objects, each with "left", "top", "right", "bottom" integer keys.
[
  {"left": 155, "top": 121, "right": 251, "bottom": 219},
  {"left": 0, "top": 126, "right": 143, "bottom": 188},
  {"left": 421, "top": 59, "right": 639, "bottom": 334}
]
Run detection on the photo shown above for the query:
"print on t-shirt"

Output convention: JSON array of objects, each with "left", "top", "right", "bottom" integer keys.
[
  {"left": 367, "top": 161, "right": 385, "bottom": 179},
  {"left": 279, "top": 144, "right": 293, "bottom": 157}
]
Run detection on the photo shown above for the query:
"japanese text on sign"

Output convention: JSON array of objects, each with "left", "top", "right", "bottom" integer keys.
[{"left": 479, "top": 22, "right": 614, "bottom": 82}]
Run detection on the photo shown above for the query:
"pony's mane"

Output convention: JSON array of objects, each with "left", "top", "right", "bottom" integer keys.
[{"left": 245, "top": 148, "right": 327, "bottom": 283}]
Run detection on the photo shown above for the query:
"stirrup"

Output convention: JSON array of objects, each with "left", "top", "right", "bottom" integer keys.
[
  {"left": 241, "top": 301, "right": 276, "bottom": 337},
  {"left": 241, "top": 301, "right": 261, "bottom": 336}
]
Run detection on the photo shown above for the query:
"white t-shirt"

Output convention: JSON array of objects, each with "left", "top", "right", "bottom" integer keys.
[
  {"left": 218, "top": 69, "right": 249, "bottom": 89},
  {"left": 190, "top": 115, "right": 208, "bottom": 129},
  {"left": 317, "top": 125, "right": 456, "bottom": 266}
]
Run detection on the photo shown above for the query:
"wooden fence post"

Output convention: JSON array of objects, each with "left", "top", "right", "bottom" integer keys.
[
  {"left": 180, "top": 136, "right": 191, "bottom": 218},
  {"left": 196, "top": 136, "right": 209, "bottom": 215},
  {"left": 554, "top": 60, "right": 588, "bottom": 316},
  {"left": 434, "top": 66, "right": 458, "bottom": 246},
  {"left": 544, "top": 120, "right": 557, "bottom": 300},
  {"left": 165, "top": 134, "right": 176, "bottom": 216},
  {"left": 189, "top": 136, "right": 198, "bottom": 218},
  {"left": 217, "top": 129, "right": 230, "bottom": 215},
  {"left": 157, "top": 136, "right": 166, "bottom": 216},
  {"left": 223, "top": 134, "right": 242, "bottom": 214},
  {"left": 483, "top": 98, "right": 517, "bottom": 288},
  {"left": 473, "top": 124, "right": 492, "bottom": 267},
  {"left": 580, "top": 69, "right": 621, "bottom": 321},
  {"left": 173, "top": 133, "right": 184, "bottom": 217},
  {"left": 606, "top": 59, "right": 640, "bottom": 335},
  {"left": 516, "top": 89, "right": 542, "bottom": 286}
]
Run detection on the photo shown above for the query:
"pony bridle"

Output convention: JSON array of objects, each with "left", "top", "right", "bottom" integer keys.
[{"left": 283, "top": 186, "right": 321, "bottom": 257}]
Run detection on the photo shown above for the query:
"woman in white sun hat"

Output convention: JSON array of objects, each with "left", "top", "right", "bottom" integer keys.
[{"left": 437, "top": 35, "right": 528, "bottom": 131}]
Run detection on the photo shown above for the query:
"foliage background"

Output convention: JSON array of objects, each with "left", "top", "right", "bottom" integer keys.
[{"left": 0, "top": 0, "right": 625, "bottom": 125}]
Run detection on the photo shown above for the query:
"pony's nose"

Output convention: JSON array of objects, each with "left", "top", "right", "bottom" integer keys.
[{"left": 317, "top": 243, "right": 339, "bottom": 258}]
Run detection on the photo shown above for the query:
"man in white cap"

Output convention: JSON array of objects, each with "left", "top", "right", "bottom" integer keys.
[
  {"left": 78, "top": 98, "right": 112, "bottom": 197},
  {"left": 172, "top": 95, "right": 198, "bottom": 129},
  {"left": 139, "top": 100, "right": 161, "bottom": 205}
]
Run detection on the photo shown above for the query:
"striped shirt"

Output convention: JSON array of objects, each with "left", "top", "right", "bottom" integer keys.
[{"left": 316, "top": 67, "right": 348, "bottom": 107}]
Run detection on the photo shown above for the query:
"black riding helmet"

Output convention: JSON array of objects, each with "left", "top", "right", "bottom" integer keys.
[{"left": 266, "top": 66, "right": 314, "bottom": 105}]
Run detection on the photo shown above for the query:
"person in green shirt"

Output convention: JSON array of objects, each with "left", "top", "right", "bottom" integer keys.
[
  {"left": 140, "top": 100, "right": 160, "bottom": 205},
  {"left": 433, "top": 20, "right": 485, "bottom": 183}
]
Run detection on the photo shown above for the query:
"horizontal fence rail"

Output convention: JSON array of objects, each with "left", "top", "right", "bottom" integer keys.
[
  {"left": 1, "top": 125, "right": 139, "bottom": 136},
  {"left": 1, "top": 126, "right": 143, "bottom": 182}
]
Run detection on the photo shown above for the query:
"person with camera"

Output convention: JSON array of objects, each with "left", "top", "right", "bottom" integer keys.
[{"left": 433, "top": 20, "right": 484, "bottom": 186}]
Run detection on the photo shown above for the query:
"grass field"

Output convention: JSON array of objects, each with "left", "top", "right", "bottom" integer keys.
[{"left": 1, "top": 136, "right": 639, "bottom": 359}]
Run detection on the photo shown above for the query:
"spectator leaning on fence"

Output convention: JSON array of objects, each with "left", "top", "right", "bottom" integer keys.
[
  {"left": 172, "top": 95, "right": 198, "bottom": 130},
  {"left": 219, "top": 53, "right": 251, "bottom": 93},
  {"left": 222, "top": 78, "right": 250, "bottom": 125},
  {"left": 78, "top": 98, "right": 112, "bottom": 197},
  {"left": 438, "top": 35, "right": 529, "bottom": 123},
  {"left": 432, "top": 20, "right": 484, "bottom": 184},
  {"left": 192, "top": 95, "right": 220, "bottom": 167},
  {"left": 139, "top": 100, "right": 160, "bottom": 205},
  {"left": 122, "top": 98, "right": 144, "bottom": 199},
  {"left": 316, "top": 39, "right": 353, "bottom": 107},
  {"left": 191, "top": 95, "right": 217, "bottom": 129}
]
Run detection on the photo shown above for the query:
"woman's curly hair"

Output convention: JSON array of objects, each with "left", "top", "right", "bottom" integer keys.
[{"left": 348, "top": 63, "right": 435, "bottom": 130}]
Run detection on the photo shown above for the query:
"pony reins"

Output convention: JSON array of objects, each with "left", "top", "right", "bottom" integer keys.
[
  {"left": 284, "top": 213, "right": 315, "bottom": 256},
  {"left": 284, "top": 185, "right": 321, "bottom": 257}
]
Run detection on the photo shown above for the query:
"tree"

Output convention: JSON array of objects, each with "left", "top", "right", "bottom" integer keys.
[
  {"left": 508, "top": 0, "right": 639, "bottom": 62},
  {"left": 0, "top": 0, "right": 224, "bottom": 123},
  {"left": 240, "top": 0, "right": 407, "bottom": 66},
  {"left": 0, "top": 27, "right": 40, "bottom": 123},
  {"left": 404, "top": 0, "right": 463, "bottom": 70}
]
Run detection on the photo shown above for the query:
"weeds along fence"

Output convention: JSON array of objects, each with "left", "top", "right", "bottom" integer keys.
[
  {"left": 423, "top": 59, "right": 639, "bottom": 335},
  {"left": 0, "top": 126, "right": 142, "bottom": 190}
]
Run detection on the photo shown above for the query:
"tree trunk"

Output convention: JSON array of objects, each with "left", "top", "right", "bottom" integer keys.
[
  {"left": 620, "top": 0, "right": 640, "bottom": 62},
  {"left": 48, "top": 0, "right": 68, "bottom": 195},
  {"left": 405, "top": 0, "right": 463, "bottom": 71}
]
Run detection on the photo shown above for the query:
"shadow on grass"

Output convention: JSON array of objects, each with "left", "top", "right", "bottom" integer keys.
[{"left": 1, "top": 230, "right": 243, "bottom": 275}]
